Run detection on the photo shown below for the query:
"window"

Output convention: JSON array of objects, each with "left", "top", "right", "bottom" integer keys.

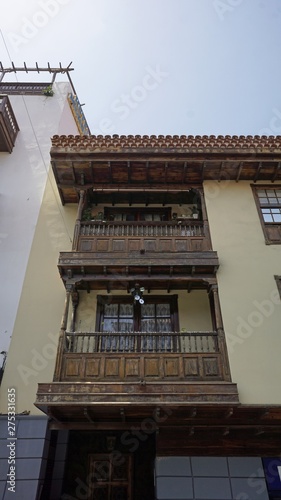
[
  {"left": 96, "top": 295, "right": 178, "bottom": 332},
  {"left": 252, "top": 186, "right": 281, "bottom": 244},
  {"left": 104, "top": 207, "right": 171, "bottom": 222},
  {"left": 96, "top": 295, "right": 179, "bottom": 352}
]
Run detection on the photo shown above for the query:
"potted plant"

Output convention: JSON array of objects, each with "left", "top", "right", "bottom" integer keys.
[
  {"left": 43, "top": 85, "right": 54, "bottom": 97},
  {"left": 192, "top": 206, "right": 199, "bottom": 219}
]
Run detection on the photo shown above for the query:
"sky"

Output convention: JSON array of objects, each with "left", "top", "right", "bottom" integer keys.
[{"left": 1, "top": 0, "right": 281, "bottom": 136}]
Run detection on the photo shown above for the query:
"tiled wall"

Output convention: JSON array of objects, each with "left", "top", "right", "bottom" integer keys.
[
  {"left": 0, "top": 416, "right": 48, "bottom": 500},
  {"left": 155, "top": 456, "right": 269, "bottom": 500}
]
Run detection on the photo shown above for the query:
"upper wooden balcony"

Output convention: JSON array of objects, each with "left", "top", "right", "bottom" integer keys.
[
  {"left": 0, "top": 95, "right": 19, "bottom": 152},
  {"left": 78, "top": 219, "right": 210, "bottom": 253}
]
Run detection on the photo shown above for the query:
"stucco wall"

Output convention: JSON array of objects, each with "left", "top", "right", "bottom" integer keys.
[
  {"left": 75, "top": 290, "right": 213, "bottom": 332},
  {"left": 0, "top": 83, "right": 78, "bottom": 356},
  {"left": 0, "top": 171, "right": 76, "bottom": 416},
  {"left": 204, "top": 180, "right": 281, "bottom": 404}
]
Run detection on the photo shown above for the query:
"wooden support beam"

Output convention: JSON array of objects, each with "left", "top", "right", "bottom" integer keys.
[
  {"left": 127, "top": 161, "right": 131, "bottom": 183},
  {"left": 84, "top": 408, "right": 94, "bottom": 423},
  {"left": 201, "top": 161, "right": 206, "bottom": 182},
  {"left": 190, "top": 407, "right": 197, "bottom": 418},
  {"left": 225, "top": 408, "right": 234, "bottom": 419},
  {"left": 236, "top": 162, "right": 243, "bottom": 182},
  {"left": 272, "top": 162, "right": 281, "bottom": 182},
  {"left": 120, "top": 408, "right": 126, "bottom": 422},
  {"left": 218, "top": 162, "right": 224, "bottom": 182},
  {"left": 182, "top": 162, "right": 187, "bottom": 183},
  {"left": 146, "top": 161, "right": 149, "bottom": 183},
  {"left": 108, "top": 161, "right": 112, "bottom": 183},
  {"left": 254, "top": 162, "right": 262, "bottom": 183},
  {"left": 165, "top": 162, "right": 168, "bottom": 184}
]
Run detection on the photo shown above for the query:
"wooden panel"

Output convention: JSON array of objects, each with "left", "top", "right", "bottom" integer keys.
[
  {"left": 80, "top": 240, "right": 92, "bottom": 251},
  {"left": 144, "top": 239, "right": 157, "bottom": 252},
  {"left": 190, "top": 239, "right": 203, "bottom": 251},
  {"left": 265, "top": 225, "right": 281, "bottom": 243},
  {"left": 164, "top": 357, "right": 180, "bottom": 377},
  {"left": 112, "top": 239, "right": 125, "bottom": 252},
  {"left": 125, "top": 357, "right": 140, "bottom": 377},
  {"left": 64, "top": 358, "right": 81, "bottom": 378},
  {"left": 128, "top": 239, "right": 141, "bottom": 251},
  {"left": 203, "top": 357, "right": 219, "bottom": 377},
  {"left": 85, "top": 358, "right": 101, "bottom": 377},
  {"left": 104, "top": 358, "right": 120, "bottom": 377},
  {"left": 175, "top": 239, "right": 188, "bottom": 252},
  {"left": 144, "top": 357, "right": 160, "bottom": 377},
  {"left": 159, "top": 239, "right": 174, "bottom": 252},
  {"left": 184, "top": 357, "right": 199, "bottom": 377},
  {"left": 96, "top": 239, "right": 109, "bottom": 252}
]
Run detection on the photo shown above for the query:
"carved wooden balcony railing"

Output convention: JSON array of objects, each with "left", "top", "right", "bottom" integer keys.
[
  {"left": 78, "top": 221, "right": 211, "bottom": 253},
  {"left": 0, "top": 95, "right": 19, "bottom": 152},
  {"left": 55, "top": 331, "right": 227, "bottom": 382}
]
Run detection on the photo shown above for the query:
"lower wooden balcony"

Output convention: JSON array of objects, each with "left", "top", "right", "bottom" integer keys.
[
  {"left": 59, "top": 331, "right": 224, "bottom": 382},
  {"left": 34, "top": 330, "right": 239, "bottom": 420}
]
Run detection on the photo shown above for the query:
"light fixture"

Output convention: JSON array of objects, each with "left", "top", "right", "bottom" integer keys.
[{"left": 130, "top": 283, "right": 145, "bottom": 304}]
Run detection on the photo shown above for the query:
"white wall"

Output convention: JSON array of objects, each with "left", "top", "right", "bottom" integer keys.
[{"left": 0, "top": 83, "right": 78, "bottom": 354}]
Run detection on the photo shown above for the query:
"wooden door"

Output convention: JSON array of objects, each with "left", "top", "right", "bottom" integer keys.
[{"left": 89, "top": 453, "right": 132, "bottom": 500}]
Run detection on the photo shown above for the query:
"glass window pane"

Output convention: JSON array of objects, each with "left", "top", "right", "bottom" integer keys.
[
  {"left": 269, "top": 198, "right": 277, "bottom": 204},
  {"left": 257, "top": 190, "right": 266, "bottom": 196},
  {"left": 141, "top": 304, "right": 155, "bottom": 317},
  {"left": 263, "top": 213, "right": 273, "bottom": 222},
  {"left": 273, "top": 213, "right": 281, "bottom": 222},
  {"left": 259, "top": 198, "right": 268, "bottom": 204},
  {"left": 119, "top": 320, "right": 133, "bottom": 332},
  {"left": 141, "top": 318, "right": 156, "bottom": 332},
  {"left": 102, "top": 319, "right": 118, "bottom": 332},
  {"left": 104, "top": 304, "right": 118, "bottom": 316},
  {"left": 119, "top": 304, "right": 133, "bottom": 317},
  {"left": 262, "top": 209, "right": 270, "bottom": 214},
  {"left": 156, "top": 304, "right": 170, "bottom": 317},
  {"left": 157, "top": 318, "right": 172, "bottom": 332}
]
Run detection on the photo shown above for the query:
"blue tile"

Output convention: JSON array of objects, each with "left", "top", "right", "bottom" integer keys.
[
  {"left": 156, "top": 457, "right": 191, "bottom": 476},
  {"left": 231, "top": 477, "right": 269, "bottom": 500},
  {"left": 156, "top": 476, "right": 193, "bottom": 499},
  {"left": 228, "top": 457, "right": 265, "bottom": 478},
  {"left": 194, "top": 477, "right": 232, "bottom": 499},
  {"left": 192, "top": 456, "right": 228, "bottom": 476}
]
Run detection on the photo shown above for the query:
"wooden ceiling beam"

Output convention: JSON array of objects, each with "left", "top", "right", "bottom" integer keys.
[
  {"left": 236, "top": 162, "right": 243, "bottom": 182},
  {"left": 218, "top": 162, "right": 224, "bottom": 182},
  {"left": 272, "top": 161, "right": 281, "bottom": 182},
  {"left": 254, "top": 162, "right": 262, "bottom": 183}
]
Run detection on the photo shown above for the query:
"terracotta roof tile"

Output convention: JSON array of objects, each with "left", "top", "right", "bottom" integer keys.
[{"left": 51, "top": 134, "right": 281, "bottom": 151}]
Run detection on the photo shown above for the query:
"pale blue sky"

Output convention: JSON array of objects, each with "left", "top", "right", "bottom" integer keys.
[{"left": 1, "top": 0, "right": 281, "bottom": 135}]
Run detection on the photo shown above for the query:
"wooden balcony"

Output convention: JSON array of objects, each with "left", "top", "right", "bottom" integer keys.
[
  {"left": 55, "top": 331, "right": 229, "bottom": 383},
  {"left": 0, "top": 95, "right": 19, "bottom": 152},
  {"left": 35, "top": 330, "right": 239, "bottom": 420},
  {"left": 78, "top": 220, "right": 210, "bottom": 253}
]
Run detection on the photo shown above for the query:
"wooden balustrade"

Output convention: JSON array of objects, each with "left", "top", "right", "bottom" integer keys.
[
  {"left": 58, "top": 331, "right": 223, "bottom": 382},
  {"left": 78, "top": 221, "right": 211, "bottom": 253},
  {"left": 65, "top": 331, "right": 218, "bottom": 354},
  {"left": 0, "top": 95, "right": 19, "bottom": 152},
  {"left": 80, "top": 221, "right": 204, "bottom": 237}
]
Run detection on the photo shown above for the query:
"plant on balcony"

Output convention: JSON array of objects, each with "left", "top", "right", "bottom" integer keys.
[
  {"left": 43, "top": 85, "right": 54, "bottom": 97},
  {"left": 82, "top": 208, "right": 92, "bottom": 221},
  {"left": 192, "top": 206, "right": 199, "bottom": 219}
]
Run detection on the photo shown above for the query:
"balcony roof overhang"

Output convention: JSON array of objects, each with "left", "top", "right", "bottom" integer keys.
[
  {"left": 58, "top": 251, "right": 219, "bottom": 291},
  {"left": 50, "top": 134, "right": 281, "bottom": 204},
  {"left": 34, "top": 384, "right": 281, "bottom": 453}
]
